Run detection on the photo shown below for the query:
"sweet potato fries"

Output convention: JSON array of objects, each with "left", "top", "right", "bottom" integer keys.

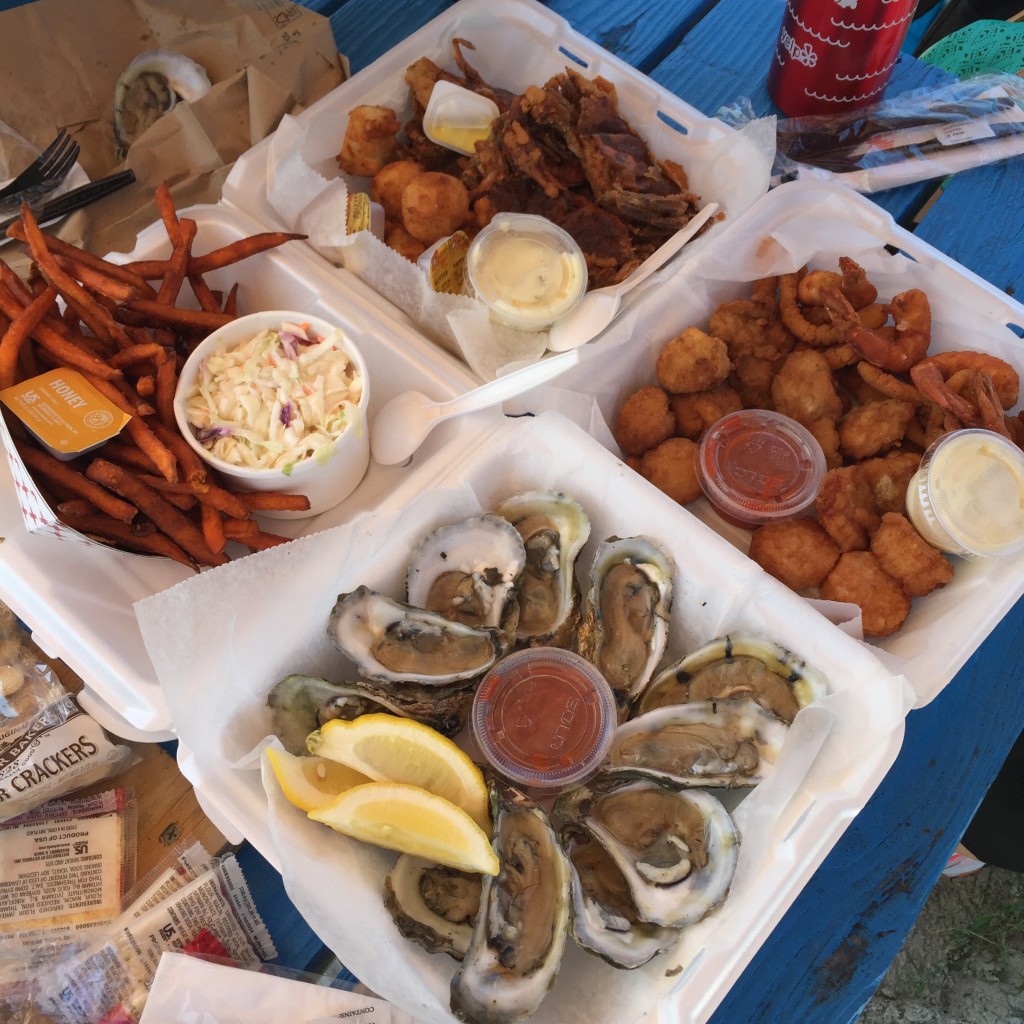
[{"left": 0, "top": 185, "right": 308, "bottom": 569}]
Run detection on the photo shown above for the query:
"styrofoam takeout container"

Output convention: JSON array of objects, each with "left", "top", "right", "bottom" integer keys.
[
  {"left": 548, "top": 178, "right": 1024, "bottom": 708},
  {"left": 221, "top": 0, "right": 773, "bottom": 377},
  {"left": 0, "top": 203, "right": 477, "bottom": 739},
  {"left": 135, "top": 411, "right": 911, "bottom": 1024}
]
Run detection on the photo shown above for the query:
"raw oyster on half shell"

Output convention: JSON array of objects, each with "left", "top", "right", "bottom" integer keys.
[
  {"left": 384, "top": 854, "right": 482, "bottom": 961},
  {"left": 576, "top": 536, "right": 674, "bottom": 714},
  {"left": 637, "top": 634, "right": 827, "bottom": 722},
  {"left": 113, "top": 50, "right": 211, "bottom": 155},
  {"left": 492, "top": 491, "right": 590, "bottom": 648},
  {"left": 556, "top": 776, "right": 738, "bottom": 929},
  {"left": 328, "top": 586, "right": 501, "bottom": 687},
  {"left": 450, "top": 782, "right": 570, "bottom": 1024},
  {"left": 406, "top": 514, "right": 526, "bottom": 651},
  {"left": 606, "top": 698, "right": 789, "bottom": 788}
]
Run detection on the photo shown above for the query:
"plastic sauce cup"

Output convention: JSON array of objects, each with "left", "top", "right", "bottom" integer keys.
[
  {"left": 471, "top": 647, "right": 616, "bottom": 794},
  {"left": 696, "top": 409, "right": 827, "bottom": 528},
  {"left": 422, "top": 80, "right": 499, "bottom": 156},
  {"left": 906, "top": 428, "right": 1024, "bottom": 557},
  {"left": 467, "top": 213, "right": 587, "bottom": 332}
]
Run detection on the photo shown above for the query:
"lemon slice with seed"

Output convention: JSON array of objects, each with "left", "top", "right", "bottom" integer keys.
[
  {"left": 265, "top": 747, "right": 371, "bottom": 813},
  {"left": 307, "top": 714, "right": 490, "bottom": 830},
  {"left": 310, "top": 781, "right": 499, "bottom": 875}
]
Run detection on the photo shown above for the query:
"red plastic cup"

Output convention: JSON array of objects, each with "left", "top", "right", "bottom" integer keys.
[{"left": 767, "top": 0, "right": 918, "bottom": 118}]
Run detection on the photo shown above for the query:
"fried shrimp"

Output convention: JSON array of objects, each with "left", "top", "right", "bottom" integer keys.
[
  {"left": 779, "top": 271, "right": 851, "bottom": 346},
  {"left": 748, "top": 517, "right": 840, "bottom": 591},
  {"left": 614, "top": 386, "right": 676, "bottom": 456},
  {"left": 820, "top": 551, "right": 911, "bottom": 637},
  {"left": 797, "top": 257, "right": 878, "bottom": 310},
  {"left": 855, "top": 361, "right": 923, "bottom": 405},
  {"left": 870, "top": 512, "right": 954, "bottom": 598},
  {"left": 910, "top": 350, "right": 1020, "bottom": 425},
  {"left": 838, "top": 398, "right": 916, "bottom": 460},
  {"left": 827, "top": 287, "right": 931, "bottom": 374},
  {"left": 816, "top": 465, "right": 880, "bottom": 551},
  {"left": 655, "top": 327, "right": 732, "bottom": 394}
]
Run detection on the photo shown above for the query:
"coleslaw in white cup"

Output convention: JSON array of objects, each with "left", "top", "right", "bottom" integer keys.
[{"left": 173, "top": 310, "right": 370, "bottom": 519}]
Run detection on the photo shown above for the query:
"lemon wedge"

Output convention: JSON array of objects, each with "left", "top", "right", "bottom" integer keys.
[
  {"left": 265, "top": 747, "right": 371, "bottom": 813},
  {"left": 306, "top": 714, "right": 490, "bottom": 830},
  {"left": 310, "top": 781, "right": 499, "bottom": 875}
]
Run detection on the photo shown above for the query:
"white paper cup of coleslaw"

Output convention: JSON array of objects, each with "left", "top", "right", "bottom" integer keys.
[{"left": 173, "top": 310, "right": 370, "bottom": 519}]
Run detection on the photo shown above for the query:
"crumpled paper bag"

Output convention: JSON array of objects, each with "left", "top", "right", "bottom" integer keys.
[{"left": 0, "top": 0, "right": 347, "bottom": 258}]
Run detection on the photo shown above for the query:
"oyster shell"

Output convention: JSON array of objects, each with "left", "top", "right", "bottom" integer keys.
[
  {"left": 606, "top": 698, "right": 789, "bottom": 788},
  {"left": 328, "top": 586, "right": 501, "bottom": 687},
  {"left": 556, "top": 776, "right": 738, "bottom": 929},
  {"left": 492, "top": 491, "right": 590, "bottom": 648},
  {"left": 560, "top": 823, "right": 680, "bottom": 970},
  {"left": 406, "top": 514, "right": 526, "bottom": 650},
  {"left": 113, "top": 50, "right": 211, "bottom": 155},
  {"left": 576, "top": 536, "right": 674, "bottom": 713},
  {"left": 636, "top": 634, "right": 828, "bottom": 722},
  {"left": 384, "top": 854, "right": 482, "bottom": 961},
  {"left": 450, "top": 782, "right": 570, "bottom": 1024},
  {"left": 267, "top": 673, "right": 473, "bottom": 753}
]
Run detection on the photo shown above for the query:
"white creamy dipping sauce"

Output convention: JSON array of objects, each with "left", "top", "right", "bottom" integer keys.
[{"left": 907, "top": 429, "right": 1024, "bottom": 557}]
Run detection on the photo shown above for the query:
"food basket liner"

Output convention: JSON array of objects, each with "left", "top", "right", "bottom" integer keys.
[
  {"left": 135, "top": 412, "right": 910, "bottom": 1024},
  {"left": 543, "top": 178, "right": 1024, "bottom": 707}
]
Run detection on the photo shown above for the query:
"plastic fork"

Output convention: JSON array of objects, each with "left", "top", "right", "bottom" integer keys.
[{"left": 0, "top": 130, "right": 80, "bottom": 207}]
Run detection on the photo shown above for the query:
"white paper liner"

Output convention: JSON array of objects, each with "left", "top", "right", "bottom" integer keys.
[{"left": 135, "top": 413, "right": 909, "bottom": 1024}]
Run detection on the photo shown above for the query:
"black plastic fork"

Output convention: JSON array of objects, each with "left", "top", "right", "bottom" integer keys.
[{"left": 0, "top": 129, "right": 80, "bottom": 205}]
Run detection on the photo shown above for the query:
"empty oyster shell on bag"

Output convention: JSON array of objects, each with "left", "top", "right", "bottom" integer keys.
[{"left": 113, "top": 49, "right": 211, "bottom": 156}]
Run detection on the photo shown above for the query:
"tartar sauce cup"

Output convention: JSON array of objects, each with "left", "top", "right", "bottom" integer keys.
[
  {"left": 173, "top": 310, "right": 370, "bottom": 519},
  {"left": 696, "top": 409, "right": 827, "bottom": 528},
  {"left": 467, "top": 213, "right": 587, "bottom": 332},
  {"left": 471, "top": 647, "right": 616, "bottom": 795},
  {"left": 906, "top": 428, "right": 1024, "bottom": 557}
]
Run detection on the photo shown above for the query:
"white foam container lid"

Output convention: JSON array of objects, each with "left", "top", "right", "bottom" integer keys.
[
  {"left": 0, "top": 203, "right": 477, "bottom": 739},
  {"left": 545, "top": 178, "right": 1024, "bottom": 708},
  {"left": 135, "top": 411, "right": 912, "bottom": 1024}
]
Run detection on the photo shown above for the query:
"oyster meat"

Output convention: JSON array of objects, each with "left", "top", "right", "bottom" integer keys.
[
  {"left": 451, "top": 782, "right": 570, "bottom": 1024},
  {"left": 637, "top": 634, "right": 828, "bottom": 722},
  {"left": 328, "top": 586, "right": 501, "bottom": 687},
  {"left": 576, "top": 536, "right": 674, "bottom": 713},
  {"left": 406, "top": 514, "right": 526, "bottom": 650},
  {"left": 560, "top": 823, "right": 680, "bottom": 970},
  {"left": 606, "top": 698, "right": 789, "bottom": 788},
  {"left": 492, "top": 491, "right": 590, "bottom": 648},
  {"left": 267, "top": 673, "right": 473, "bottom": 753},
  {"left": 384, "top": 854, "right": 482, "bottom": 961},
  {"left": 113, "top": 50, "right": 211, "bottom": 155},
  {"left": 556, "top": 776, "right": 739, "bottom": 929}
]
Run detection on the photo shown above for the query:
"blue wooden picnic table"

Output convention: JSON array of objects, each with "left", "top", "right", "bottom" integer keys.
[{"left": 283, "top": 2, "right": 1024, "bottom": 1022}]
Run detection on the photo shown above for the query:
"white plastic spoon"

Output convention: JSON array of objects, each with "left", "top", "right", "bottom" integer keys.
[
  {"left": 546, "top": 202, "right": 719, "bottom": 353},
  {"left": 370, "top": 348, "right": 580, "bottom": 465}
]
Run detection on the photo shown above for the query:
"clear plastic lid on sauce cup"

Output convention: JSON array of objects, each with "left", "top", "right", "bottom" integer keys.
[
  {"left": 467, "top": 213, "right": 587, "bottom": 332},
  {"left": 906, "top": 428, "right": 1024, "bottom": 557},
  {"left": 471, "top": 647, "right": 616, "bottom": 794},
  {"left": 696, "top": 409, "right": 827, "bottom": 528}
]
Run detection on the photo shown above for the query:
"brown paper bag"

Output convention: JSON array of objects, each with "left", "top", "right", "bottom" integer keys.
[{"left": 0, "top": 0, "right": 347, "bottom": 255}]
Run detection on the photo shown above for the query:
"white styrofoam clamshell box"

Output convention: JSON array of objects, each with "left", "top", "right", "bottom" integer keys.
[
  {"left": 222, "top": 0, "right": 774, "bottom": 378},
  {"left": 544, "top": 178, "right": 1024, "bottom": 708},
  {"left": 135, "top": 412, "right": 913, "bottom": 1024},
  {"left": 0, "top": 203, "right": 478, "bottom": 740}
]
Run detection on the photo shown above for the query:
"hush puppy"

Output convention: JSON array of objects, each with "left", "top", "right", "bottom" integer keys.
[
  {"left": 748, "top": 517, "right": 841, "bottom": 591},
  {"left": 655, "top": 327, "right": 731, "bottom": 394},
  {"left": 639, "top": 437, "right": 702, "bottom": 505},
  {"left": 870, "top": 512, "right": 953, "bottom": 597},
  {"left": 820, "top": 551, "right": 911, "bottom": 637},
  {"left": 371, "top": 158, "right": 424, "bottom": 222},
  {"left": 401, "top": 171, "right": 470, "bottom": 244},
  {"left": 614, "top": 386, "right": 676, "bottom": 457}
]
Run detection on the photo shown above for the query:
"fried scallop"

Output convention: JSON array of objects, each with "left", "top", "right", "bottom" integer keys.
[
  {"left": 837, "top": 399, "right": 916, "bottom": 460},
  {"left": 748, "top": 517, "right": 841, "bottom": 592},
  {"left": 655, "top": 327, "right": 731, "bottom": 394},
  {"left": 861, "top": 450, "right": 921, "bottom": 513},
  {"left": 870, "top": 512, "right": 954, "bottom": 597},
  {"left": 638, "top": 437, "right": 702, "bottom": 505},
  {"left": 614, "top": 386, "right": 676, "bottom": 457},
  {"left": 820, "top": 551, "right": 911, "bottom": 638},
  {"left": 816, "top": 465, "right": 880, "bottom": 551},
  {"left": 669, "top": 385, "right": 743, "bottom": 438}
]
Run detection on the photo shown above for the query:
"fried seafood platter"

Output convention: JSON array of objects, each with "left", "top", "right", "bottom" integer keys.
[{"left": 136, "top": 414, "right": 907, "bottom": 1024}]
